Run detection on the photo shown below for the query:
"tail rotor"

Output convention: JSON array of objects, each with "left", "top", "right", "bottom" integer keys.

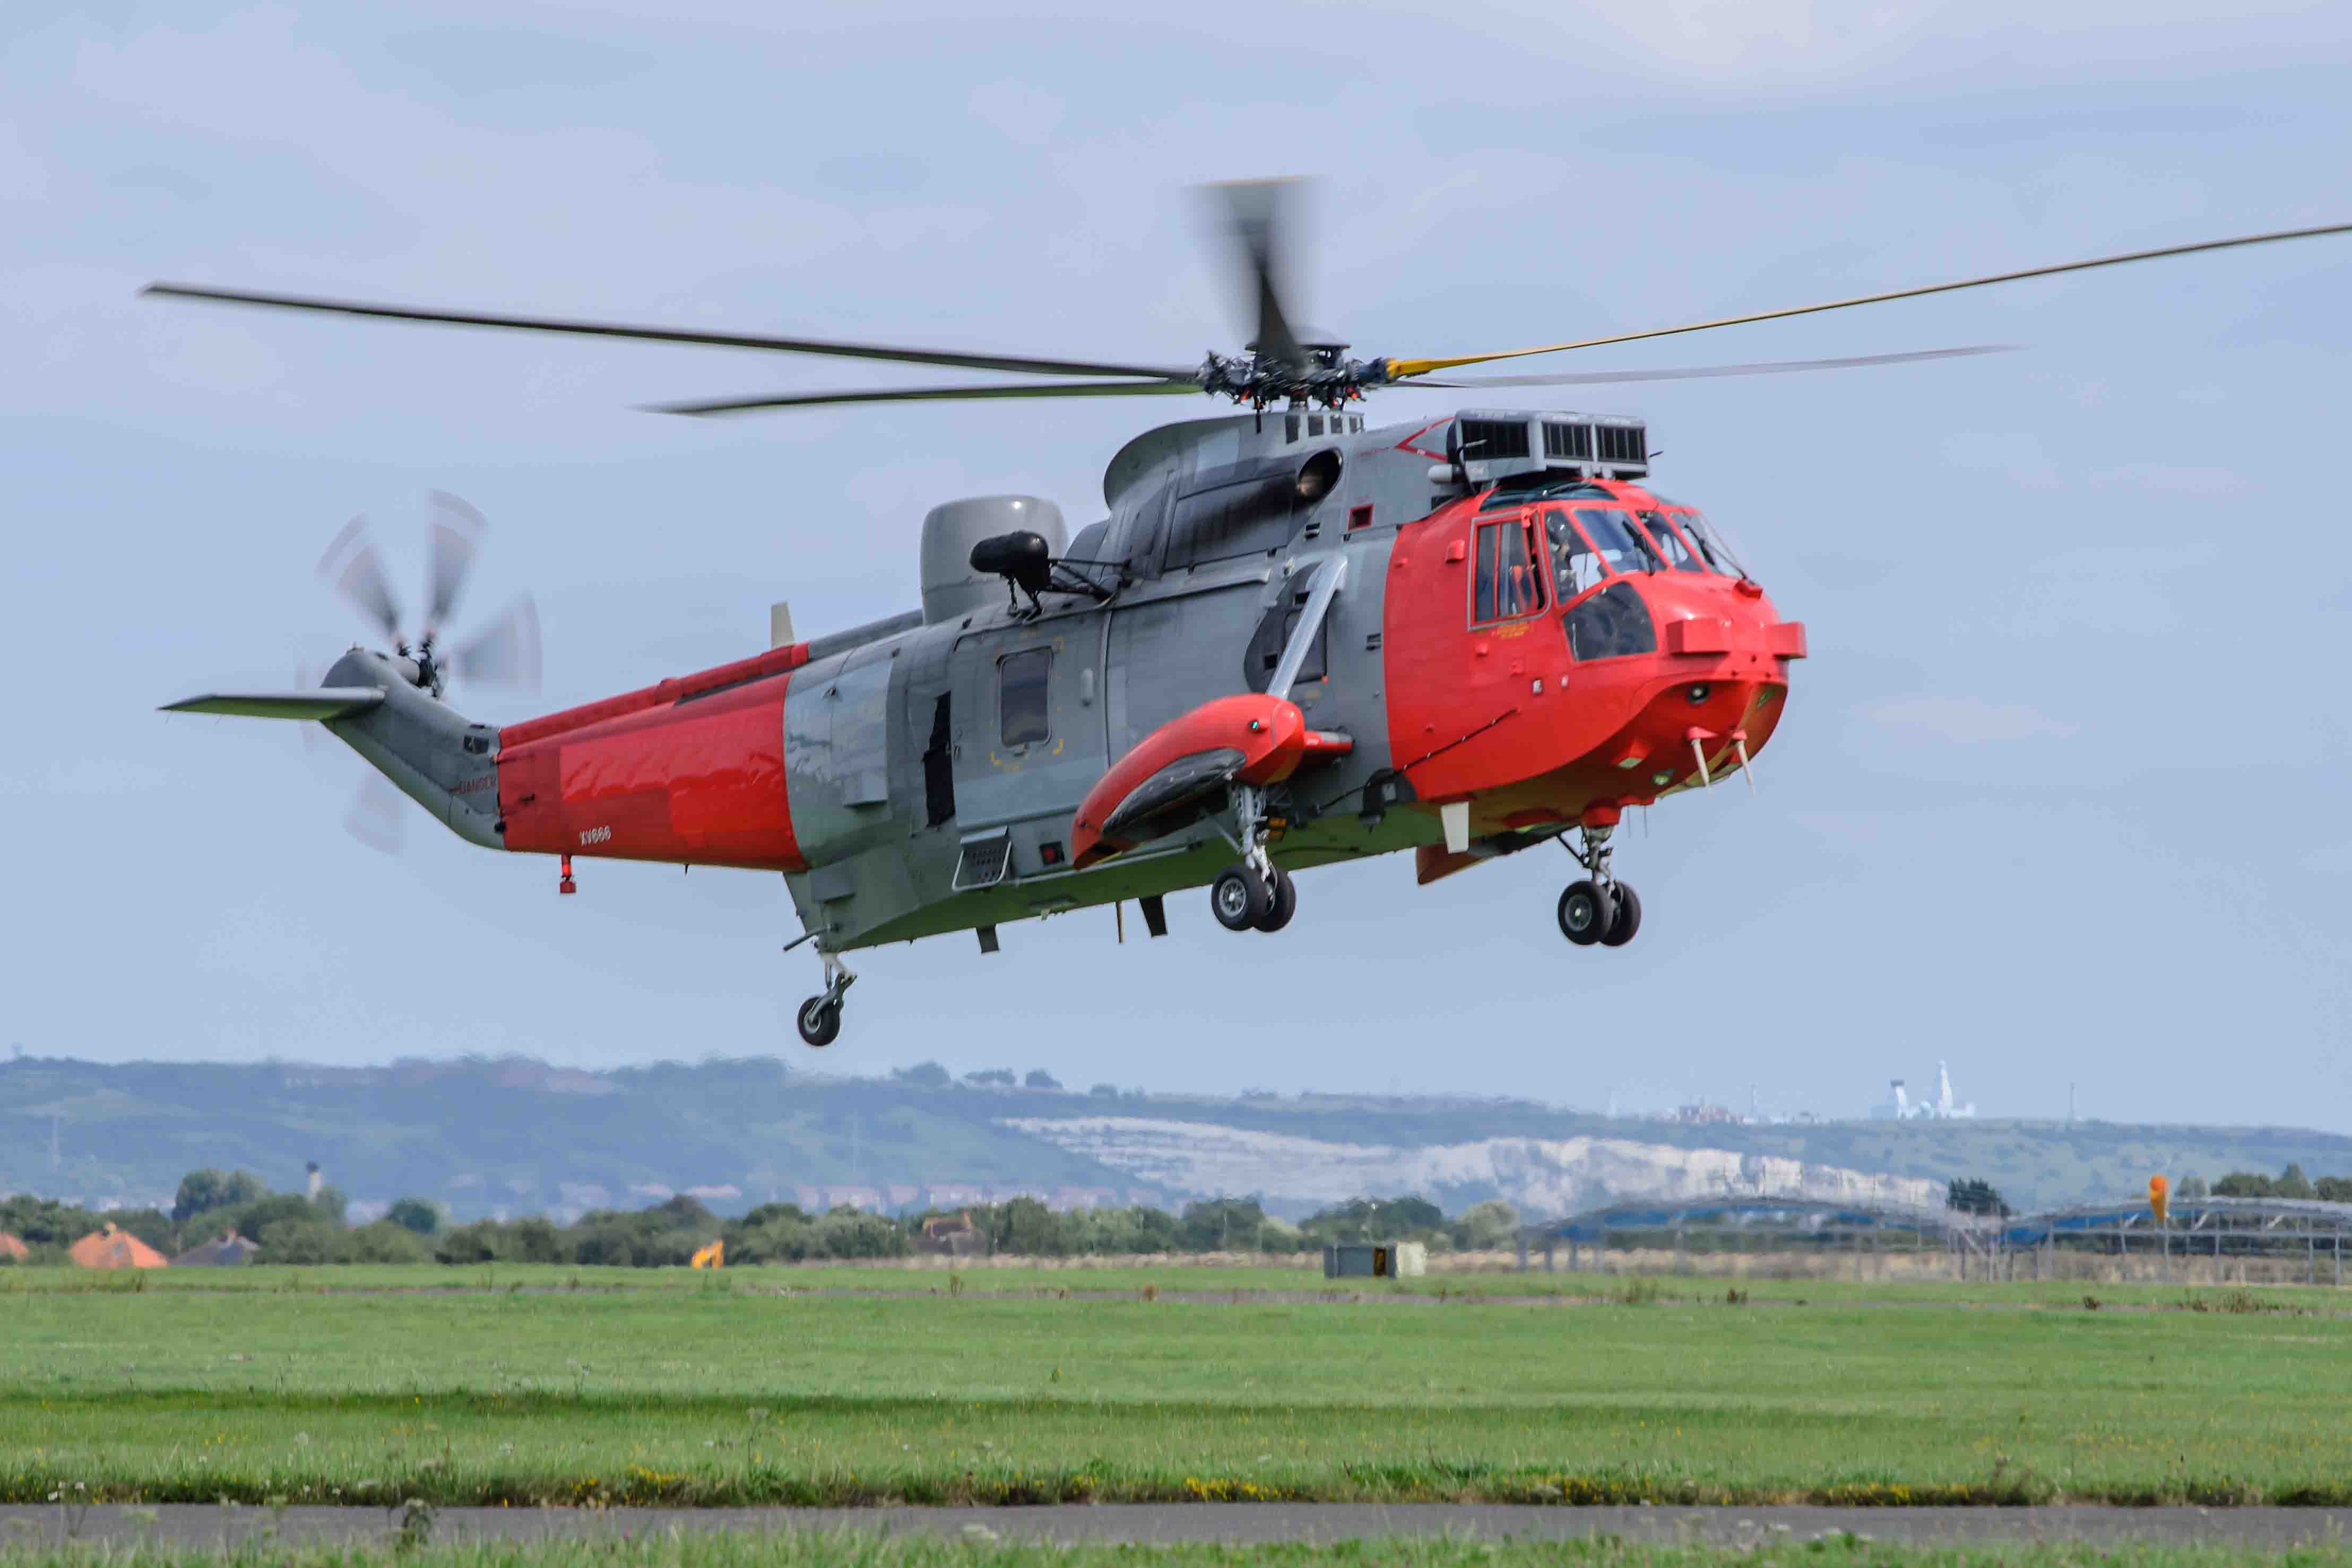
[{"left": 302, "top": 491, "right": 541, "bottom": 852}]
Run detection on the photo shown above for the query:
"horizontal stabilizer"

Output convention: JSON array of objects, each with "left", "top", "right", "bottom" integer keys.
[{"left": 161, "top": 688, "right": 386, "bottom": 721}]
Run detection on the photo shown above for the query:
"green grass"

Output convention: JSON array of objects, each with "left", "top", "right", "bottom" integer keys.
[
  {"left": 3, "top": 1268, "right": 2350, "bottom": 1508},
  {"left": 5, "top": 1262, "right": 2345, "bottom": 1315},
  {"left": 6, "top": 1537, "right": 2352, "bottom": 1568}
]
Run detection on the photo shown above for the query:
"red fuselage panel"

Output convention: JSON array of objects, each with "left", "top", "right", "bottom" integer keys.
[{"left": 499, "top": 675, "right": 805, "bottom": 871}]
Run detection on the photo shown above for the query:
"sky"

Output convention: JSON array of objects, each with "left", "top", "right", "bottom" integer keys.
[{"left": 5, "top": 0, "right": 2349, "bottom": 1129}]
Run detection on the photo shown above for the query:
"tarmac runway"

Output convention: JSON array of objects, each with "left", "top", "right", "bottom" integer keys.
[{"left": 7, "top": 1503, "right": 2351, "bottom": 1551}]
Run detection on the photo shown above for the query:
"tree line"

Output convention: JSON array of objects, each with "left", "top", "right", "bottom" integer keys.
[
  {"left": 2186, "top": 1164, "right": 2352, "bottom": 1202},
  {"left": 0, "top": 1169, "right": 1523, "bottom": 1267}
]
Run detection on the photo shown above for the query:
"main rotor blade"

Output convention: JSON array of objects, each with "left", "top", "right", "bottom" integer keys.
[
  {"left": 143, "top": 282, "right": 1193, "bottom": 382},
  {"left": 1408, "top": 344, "right": 2017, "bottom": 388},
  {"left": 1385, "top": 221, "right": 2352, "bottom": 379},
  {"left": 1206, "top": 179, "right": 1307, "bottom": 368},
  {"left": 316, "top": 515, "right": 403, "bottom": 643},
  {"left": 647, "top": 379, "right": 1203, "bottom": 417},
  {"left": 449, "top": 595, "right": 542, "bottom": 693},
  {"left": 425, "top": 490, "right": 487, "bottom": 637}
]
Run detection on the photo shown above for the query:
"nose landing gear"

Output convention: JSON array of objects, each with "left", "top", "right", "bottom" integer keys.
[
  {"left": 795, "top": 950, "right": 857, "bottom": 1047},
  {"left": 1559, "top": 813, "right": 1642, "bottom": 949}
]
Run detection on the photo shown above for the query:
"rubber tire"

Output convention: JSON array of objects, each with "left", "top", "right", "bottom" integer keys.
[
  {"left": 1557, "top": 880, "right": 1613, "bottom": 946},
  {"left": 796, "top": 997, "right": 842, "bottom": 1047},
  {"left": 1253, "top": 867, "right": 1297, "bottom": 933},
  {"left": 1211, "top": 864, "right": 1272, "bottom": 932},
  {"left": 1600, "top": 882, "right": 1642, "bottom": 947}
]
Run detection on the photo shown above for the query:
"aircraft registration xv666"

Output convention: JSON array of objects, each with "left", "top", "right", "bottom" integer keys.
[{"left": 153, "top": 184, "right": 2350, "bottom": 1045}]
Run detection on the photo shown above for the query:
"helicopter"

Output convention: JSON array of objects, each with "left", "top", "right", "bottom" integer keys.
[{"left": 154, "top": 183, "right": 2350, "bottom": 1046}]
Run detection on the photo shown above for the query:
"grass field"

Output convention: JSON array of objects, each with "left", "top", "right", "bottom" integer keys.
[
  {"left": 3, "top": 1264, "right": 2349, "bottom": 1509},
  {"left": 7, "top": 1537, "right": 2352, "bottom": 1568},
  {"left": 6, "top": 1536, "right": 2352, "bottom": 1567}
]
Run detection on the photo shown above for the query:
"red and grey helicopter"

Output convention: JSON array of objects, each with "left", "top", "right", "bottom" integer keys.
[{"left": 154, "top": 184, "right": 2349, "bottom": 1045}]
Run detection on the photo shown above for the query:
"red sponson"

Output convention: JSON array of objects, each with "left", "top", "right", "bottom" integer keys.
[{"left": 1071, "top": 692, "right": 1349, "bottom": 868}]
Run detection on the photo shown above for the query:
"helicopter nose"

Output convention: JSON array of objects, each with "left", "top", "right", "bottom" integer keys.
[{"left": 1610, "top": 586, "right": 1803, "bottom": 791}]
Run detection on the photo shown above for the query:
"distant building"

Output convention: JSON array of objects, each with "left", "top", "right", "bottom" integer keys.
[
  {"left": 0, "top": 1233, "right": 28, "bottom": 1262},
  {"left": 917, "top": 1211, "right": 982, "bottom": 1257},
  {"left": 174, "top": 1231, "right": 260, "bottom": 1267},
  {"left": 69, "top": 1224, "right": 168, "bottom": 1269},
  {"left": 1870, "top": 1061, "right": 1977, "bottom": 1120}
]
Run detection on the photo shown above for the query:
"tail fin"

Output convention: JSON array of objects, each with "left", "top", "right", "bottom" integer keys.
[
  {"left": 162, "top": 690, "right": 384, "bottom": 721},
  {"left": 162, "top": 648, "right": 505, "bottom": 851}
]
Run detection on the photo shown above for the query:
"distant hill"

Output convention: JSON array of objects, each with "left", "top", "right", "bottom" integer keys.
[{"left": 4, "top": 1054, "right": 2346, "bottom": 1222}]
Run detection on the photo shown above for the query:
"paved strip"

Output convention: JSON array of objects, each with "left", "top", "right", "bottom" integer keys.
[{"left": 10, "top": 1504, "right": 2352, "bottom": 1550}]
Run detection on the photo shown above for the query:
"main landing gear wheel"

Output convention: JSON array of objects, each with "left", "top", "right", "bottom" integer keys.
[
  {"left": 1253, "top": 866, "right": 1296, "bottom": 933},
  {"left": 795, "top": 996, "right": 842, "bottom": 1047},
  {"left": 794, "top": 954, "right": 856, "bottom": 1047},
  {"left": 1601, "top": 882, "right": 1642, "bottom": 947},
  {"left": 1211, "top": 863, "right": 1272, "bottom": 931},
  {"left": 1558, "top": 880, "right": 1614, "bottom": 946}
]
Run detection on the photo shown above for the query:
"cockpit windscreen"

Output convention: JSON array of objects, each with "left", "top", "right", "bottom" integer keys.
[
  {"left": 1637, "top": 510, "right": 1708, "bottom": 574},
  {"left": 1669, "top": 507, "right": 1748, "bottom": 578},
  {"left": 1572, "top": 506, "right": 1666, "bottom": 575}
]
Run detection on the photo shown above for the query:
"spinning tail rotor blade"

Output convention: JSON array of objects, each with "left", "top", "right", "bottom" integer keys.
[
  {"left": 425, "top": 490, "right": 488, "bottom": 636},
  {"left": 316, "top": 515, "right": 404, "bottom": 644},
  {"left": 345, "top": 772, "right": 406, "bottom": 855},
  {"left": 1206, "top": 178, "right": 1308, "bottom": 367},
  {"left": 1385, "top": 221, "right": 2352, "bottom": 379},
  {"left": 1405, "top": 344, "right": 2017, "bottom": 389},
  {"left": 449, "top": 595, "right": 542, "bottom": 693}
]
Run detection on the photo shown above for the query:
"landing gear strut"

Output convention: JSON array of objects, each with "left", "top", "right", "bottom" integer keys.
[
  {"left": 1211, "top": 783, "right": 1296, "bottom": 933},
  {"left": 1559, "top": 816, "right": 1641, "bottom": 949},
  {"left": 795, "top": 950, "right": 857, "bottom": 1047}
]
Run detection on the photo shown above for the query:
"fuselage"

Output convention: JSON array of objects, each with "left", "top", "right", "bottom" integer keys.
[{"left": 410, "top": 407, "right": 1803, "bottom": 952}]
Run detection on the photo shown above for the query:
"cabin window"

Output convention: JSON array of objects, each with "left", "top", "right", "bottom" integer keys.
[
  {"left": 1472, "top": 515, "right": 1549, "bottom": 625},
  {"left": 999, "top": 648, "right": 1052, "bottom": 747}
]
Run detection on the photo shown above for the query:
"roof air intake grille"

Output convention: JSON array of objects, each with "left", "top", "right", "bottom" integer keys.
[
  {"left": 1597, "top": 424, "right": 1647, "bottom": 464},
  {"left": 1458, "top": 418, "right": 1530, "bottom": 461},
  {"left": 1543, "top": 421, "right": 1594, "bottom": 461}
]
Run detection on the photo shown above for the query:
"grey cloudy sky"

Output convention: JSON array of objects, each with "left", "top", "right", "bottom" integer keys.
[{"left": 6, "top": 0, "right": 2349, "bottom": 1128}]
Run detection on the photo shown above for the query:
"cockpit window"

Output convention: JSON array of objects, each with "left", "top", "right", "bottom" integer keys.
[
  {"left": 1671, "top": 507, "right": 1748, "bottom": 578},
  {"left": 1572, "top": 506, "right": 1665, "bottom": 575},
  {"left": 1542, "top": 508, "right": 1606, "bottom": 600},
  {"left": 1563, "top": 581, "right": 1657, "bottom": 661},
  {"left": 1637, "top": 510, "right": 1708, "bottom": 574},
  {"left": 1472, "top": 515, "right": 1548, "bottom": 623}
]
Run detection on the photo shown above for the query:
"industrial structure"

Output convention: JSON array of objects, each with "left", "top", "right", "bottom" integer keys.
[
  {"left": 1518, "top": 1193, "right": 2352, "bottom": 1284},
  {"left": 1870, "top": 1060, "right": 1977, "bottom": 1120}
]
